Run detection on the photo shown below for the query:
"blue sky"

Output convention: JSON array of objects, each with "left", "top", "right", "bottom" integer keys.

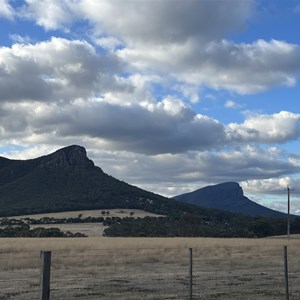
[{"left": 1, "top": 0, "right": 300, "bottom": 214}]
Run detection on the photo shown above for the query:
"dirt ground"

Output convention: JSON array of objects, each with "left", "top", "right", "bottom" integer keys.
[{"left": 0, "top": 237, "right": 299, "bottom": 299}]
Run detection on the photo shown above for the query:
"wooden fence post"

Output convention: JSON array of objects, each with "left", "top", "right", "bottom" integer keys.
[
  {"left": 189, "top": 248, "right": 193, "bottom": 300},
  {"left": 40, "top": 251, "right": 51, "bottom": 300},
  {"left": 284, "top": 245, "right": 289, "bottom": 300}
]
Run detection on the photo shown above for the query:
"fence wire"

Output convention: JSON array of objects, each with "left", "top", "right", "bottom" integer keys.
[{"left": 0, "top": 244, "right": 299, "bottom": 299}]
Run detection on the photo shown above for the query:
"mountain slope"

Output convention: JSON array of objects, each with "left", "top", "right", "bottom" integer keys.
[
  {"left": 0, "top": 145, "right": 237, "bottom": 221},
  {"left": 0, "top": 145, "right": 172, "bottom": 216},
  {"left": 174, "top": 182, "right": 286, "bottom": 218}
]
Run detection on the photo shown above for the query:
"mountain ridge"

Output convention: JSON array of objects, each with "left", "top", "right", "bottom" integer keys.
[
  {"left": 0, "top": 145, "right": 298, "bottom": 238},
  {"left": 174, "top": 182, "right": 287, "bottom": 218},
  {"left": 0, "top": 145, "right": 165, "bottom": 216}
]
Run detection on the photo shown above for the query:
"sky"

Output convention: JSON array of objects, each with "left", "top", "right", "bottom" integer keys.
[{"left": 1, "top": 0, "right": 300, "bottom": 214}]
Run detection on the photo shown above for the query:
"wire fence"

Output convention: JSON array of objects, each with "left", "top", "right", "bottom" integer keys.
[{"left": 0, "top": 244, "right": 299, "bottom": 299}]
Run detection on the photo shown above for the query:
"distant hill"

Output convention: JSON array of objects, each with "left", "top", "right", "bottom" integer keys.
[{"left": 174, "top": 182, "right": 287, "bottom": 218}]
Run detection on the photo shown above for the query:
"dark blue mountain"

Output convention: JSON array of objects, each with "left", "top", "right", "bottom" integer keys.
[{"left": 174, "top": 182, "right": 287, "bottom": 218}]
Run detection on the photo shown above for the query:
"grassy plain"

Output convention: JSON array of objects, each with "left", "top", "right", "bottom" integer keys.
[
  {"left": 0, "top": 237, "right": 300, "bottom": 299},
  {"left": 8, "top": 208, "right": 164, "bottom": 219},
  {"left": 6, "top": 209, "right": 164, "bottom": 237}
]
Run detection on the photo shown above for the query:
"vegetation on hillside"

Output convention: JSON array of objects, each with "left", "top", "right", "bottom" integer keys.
[
  {"left": 0, "top": 222, "right": 86, "bottom": 237},
  {"left": 103, "top": 214, "right": 300, "bottom": 238},
  {"left": 2, "top": 212, "right": 300, "bottom": 238}
]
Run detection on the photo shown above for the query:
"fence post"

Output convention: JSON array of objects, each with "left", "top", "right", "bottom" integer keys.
[
  {"left": 284, "top": 245, "right": 289, "bottom": 300},
  {"left": 40, "top": 251, "right": 52, "bottom": 300},
  {"left": 189, "top": 248, "right": 193, "bottom": 300}
]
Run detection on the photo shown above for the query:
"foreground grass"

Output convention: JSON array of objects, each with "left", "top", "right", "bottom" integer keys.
[
  {"left": 1, "top": 237, "right": 300, "bottom": 300},
  {"left": 0, "top": 236, "right": 298, "bottom": 256}
]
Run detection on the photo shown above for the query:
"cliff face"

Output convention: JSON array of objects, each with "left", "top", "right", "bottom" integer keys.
[
  {"left": 174, "top": 182, "right": 286, "bottom": 218},
  {"left": 38, "top": 145, "right": 94, "bottom": 169}
]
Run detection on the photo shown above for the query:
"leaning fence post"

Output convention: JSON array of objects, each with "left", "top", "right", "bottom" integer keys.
[
  {"left": 40, "top": 251, "right": 52, "bottom": 300},
  {"left": 284, "top": 245, "right": 289, "bottom": 300},
  {"left": 189, "top": 248, "right": 193, "bottom": 300}
]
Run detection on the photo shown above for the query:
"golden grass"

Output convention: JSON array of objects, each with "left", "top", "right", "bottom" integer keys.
[
  {"left": 0, "top": 236, "right": 299, "bottom": 269},
  {"left": 8, "top": 209, "right": 164, "bottom": 220},
  {"left": 1, "top": 237, "right": 300, "bottom": 299},
  {"left": 29, "top": 223, "right": 107, "bottom": 237},
  {"left": 0, "top": 236, "right": 298, "bottom": 253}
]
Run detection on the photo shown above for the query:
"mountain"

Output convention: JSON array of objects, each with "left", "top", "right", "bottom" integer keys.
[
  {"left": 174, "top": 182, "right": 286, "bottom": 218},
  {"left": 0, "top": 145, "right": 175, "bottom": 217},
  {"left": 0, "top": 145, "right": 232, "bottom": 220},
  {"left": 0, "top": 146, "right": 298, "bottom": 237}
]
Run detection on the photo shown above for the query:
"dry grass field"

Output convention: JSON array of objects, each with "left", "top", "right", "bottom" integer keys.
[
  {"left": 9, "top": 209, "right": 164, "bottom": 220},
  {"left": 0, "top": 237, "right": 300, "bottom": 299},
  {"left": 6, "top": 209, "right": 165, "bottom": 237}
]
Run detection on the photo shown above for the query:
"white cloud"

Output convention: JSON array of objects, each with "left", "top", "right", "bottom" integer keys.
[
  {"left": 21, "top": 0, "right": 76, "bottom": 30},
  {"left": 9, "top": 34, "right": 32, "bottom": 44},
  {"left": 1, "top": 94, "right": 300, "bottom": 156},
  {"left": 79, "top": 0, "right": 253, "bottom": 45},
  {"left": 241, "top": 177, "right": 297, "bottom": 195},
  {"left": 3, "top": 144, "right": 58, "bottom": 160},
  {"left": 24, "top": 98, "right": 226, "bottom": 154},
  {"left": 225, "top": 100, "right": 243, "bottom": 109},
  {"left": 93, "top": 36, "right": 123, "bottom": 51},
  {"left": 241, "top": 178, "right": 300, "bottom": 214},
  {"left": 0, "top": 38, "right": 126, "bottom": 103},
  {"left": 78, "top": 145, "right": 300, "bottom": 197},
  {"left": 16, "top": 1, "right": 300, "bottom": 95},
  {"left": 1, "top": 0, "right": 300, "bottom": 210},
  {"left": 119, "top": 39, "right": 300, "bottom": 94},
  {"left": 0, "top": 0, "right": 14, "bottom": 20},
  {"left": 227, "top": 111, "right": 300, "bottom": 143}
]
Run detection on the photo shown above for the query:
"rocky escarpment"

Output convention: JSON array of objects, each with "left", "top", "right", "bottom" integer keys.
[{"left": 38, "top": 145, "right": 95, "bottom": 169}]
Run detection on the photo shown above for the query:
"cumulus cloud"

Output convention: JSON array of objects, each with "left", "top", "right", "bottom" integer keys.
[
  {"left": 227, "top": 111, "right": 300, "bottom": 143},
  {"left": 74, "top": 0, "right": 253, "bottom": 45},
  {"left": 241, "top": 178, "right": 300, "bottom": 214},
  {"left": 2, "top": 0, "right": 300, "bottom": 210},
  {"left": 0, "top": 38, "right": 127, "bottom": 103},
  {"left": 14, "top": 1, "right": 300, "bottom": 95},
  {"left": 241, "top": 177, "right": 298, "bottom": 195},
  {"left": 83, "top": 145, "right": 300, "bottom": 197},
  {"left": 19, "top": 0, "right": 253, "bottom": 45},
  {"left": 0, "top": 0, "right": 14, "bottom": 20},
  {"left": 119, "top": 39, "right": 300, "bottom": 94},
  {"left": 1, "top": 95, "right": 300, "bottom": 156},
  {"left": 21, "top": 98, "right": 226, "bottom": 154},
  {"left": 21, "top": 0, "right": 75, "bottom": 30}
]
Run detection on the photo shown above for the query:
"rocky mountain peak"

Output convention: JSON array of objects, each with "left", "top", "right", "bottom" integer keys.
[
  {"left": 208, "top": 182, "right": 244, "bottom": 197},
  {"left": 38, "top": 145, "right": 94, "bottom": 169},
  {"left": 174, "top": 181, "right": 286, "bottom": 218}
]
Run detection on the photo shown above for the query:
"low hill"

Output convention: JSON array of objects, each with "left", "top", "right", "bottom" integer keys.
[{"left": 174, "top": 182, "right": 287, "bottom": 218}]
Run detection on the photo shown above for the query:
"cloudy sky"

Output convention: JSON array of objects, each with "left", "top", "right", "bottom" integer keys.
[{"left": 1, "top": 0, "right": 300, "bottom": 214}]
